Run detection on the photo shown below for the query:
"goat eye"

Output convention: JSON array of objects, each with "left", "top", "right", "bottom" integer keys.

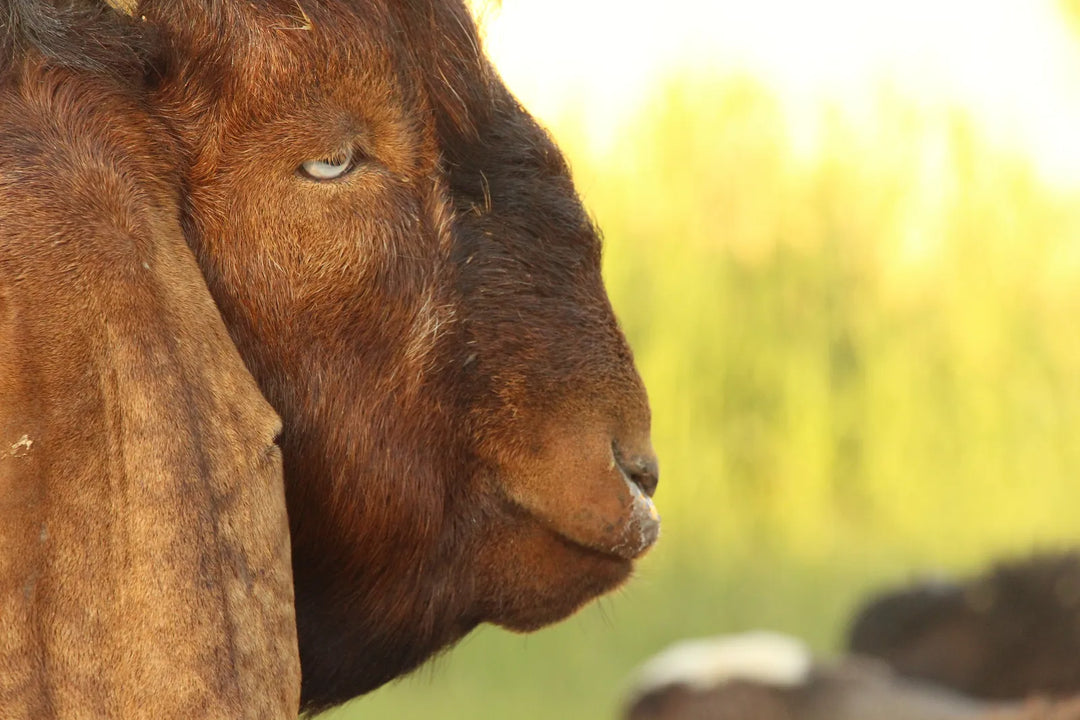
[{"left": 299, "top": 148, "right": 356, "bottom": 181}]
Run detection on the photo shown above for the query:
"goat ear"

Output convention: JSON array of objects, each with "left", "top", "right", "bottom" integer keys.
[{"left": 0, "top": 76, "right": 299, "bottom": 716}]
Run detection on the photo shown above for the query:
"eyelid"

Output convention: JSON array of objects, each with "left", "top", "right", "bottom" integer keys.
[{"left": 298, "top": 144, "right": 361, "bottom": 181}]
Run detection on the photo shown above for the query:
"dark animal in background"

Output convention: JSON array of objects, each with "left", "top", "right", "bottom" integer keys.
[
  {"left": 623, "top": 632, "right": 1080, "bottom": 720},
  {"left": 848, "top": 552, "right": 1080, "bottom": 700},
  {"left": 1, "top": 2, "right": 300, "bottom": 717}
]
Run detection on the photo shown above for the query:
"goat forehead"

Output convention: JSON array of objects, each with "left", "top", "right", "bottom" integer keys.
[
  {"left": 216, "top": 15, "right": 484, "bottom": 141},
  {"left": 246, "top": 0, "right": 487, "bottom": 129},
  {"left": 226, "top": 20, "right": 401, "bottom": 97},
  {"left": 230, "top": 0, "right": 475, "bottom": 71}
]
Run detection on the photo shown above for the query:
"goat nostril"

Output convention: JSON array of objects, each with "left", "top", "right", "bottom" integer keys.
[
  {"left": 631, "top": 460, "right": 659, "bottom": 497},
  {"left": 614, "top": 446, "right": 659, "bottom": 497}
]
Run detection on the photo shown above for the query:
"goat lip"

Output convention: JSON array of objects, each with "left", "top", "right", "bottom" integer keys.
[
  {"left": 616, "top": 473, "right": 662, "bottom": 559},
  {"left": 501, "top": 452, "right": 662, "bottom": 561},
  {"left": 624, "top": 472, "right": 660, "bottom": 523},
  {"left": 549, "top": 474, "right": 661, "bottom": 562}
]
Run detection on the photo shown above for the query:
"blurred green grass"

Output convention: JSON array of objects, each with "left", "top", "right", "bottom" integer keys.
[{"left": 326, "top": 74, "right": 1080, "bottom": 719}]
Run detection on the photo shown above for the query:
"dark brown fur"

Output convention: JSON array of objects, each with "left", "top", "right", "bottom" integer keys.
[
  {"left": 1, "top": 0, "right": 657, "bottom": 713},
  {"left": 849, "top": 553, "right": 1080, "bottom": 700},
  {"left": 135, "top": 0, "right": 660, "bottom": 711},
  {"left": 0, "top": 0, "right": 150, "bottom": 79}
]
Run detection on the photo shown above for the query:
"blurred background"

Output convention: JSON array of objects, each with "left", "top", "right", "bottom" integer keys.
[{"left": 328, "top": 1, "right": 1080, "bottom": 717}]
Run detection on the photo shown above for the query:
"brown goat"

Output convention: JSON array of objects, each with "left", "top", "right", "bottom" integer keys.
[
  {"left": 3, "top": 0, "right": 660, "bottom": 715},
  {"left": 138, "top": 0, "right": 659, "bottom": 708},
  {"left": 0, "top": 3, "right": 300, "bottom": 717}
]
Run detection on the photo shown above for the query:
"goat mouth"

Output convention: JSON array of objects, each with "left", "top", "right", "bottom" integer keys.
[
  {"left": 495, "top": 430, "right": 662, "bottom": 562},
  {"left": 611, "top": 471, "right": 662, "bottom": 559},
  {"left": 532, "top": 470, "right": 661, "bottom": 562}
]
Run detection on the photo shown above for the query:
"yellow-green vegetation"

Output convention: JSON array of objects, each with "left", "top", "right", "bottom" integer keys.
[{"left": 327, "top": 74, "right": 1080, "bottom": 720}]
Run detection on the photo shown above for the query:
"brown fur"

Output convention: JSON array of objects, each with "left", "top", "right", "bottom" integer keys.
[
  {"left": 135, "top": 0, "right": 659, "bottom": 711},
  {"left": 0, "top": 19, "right": 300, "bottom": 720},
  {"left": 1, "top": 0, "right": 657, "bottom": 713}
]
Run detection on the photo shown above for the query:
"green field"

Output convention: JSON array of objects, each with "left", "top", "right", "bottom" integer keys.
[{"left": 325, "top": 73, "right": 1080, "bottom": 719}]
